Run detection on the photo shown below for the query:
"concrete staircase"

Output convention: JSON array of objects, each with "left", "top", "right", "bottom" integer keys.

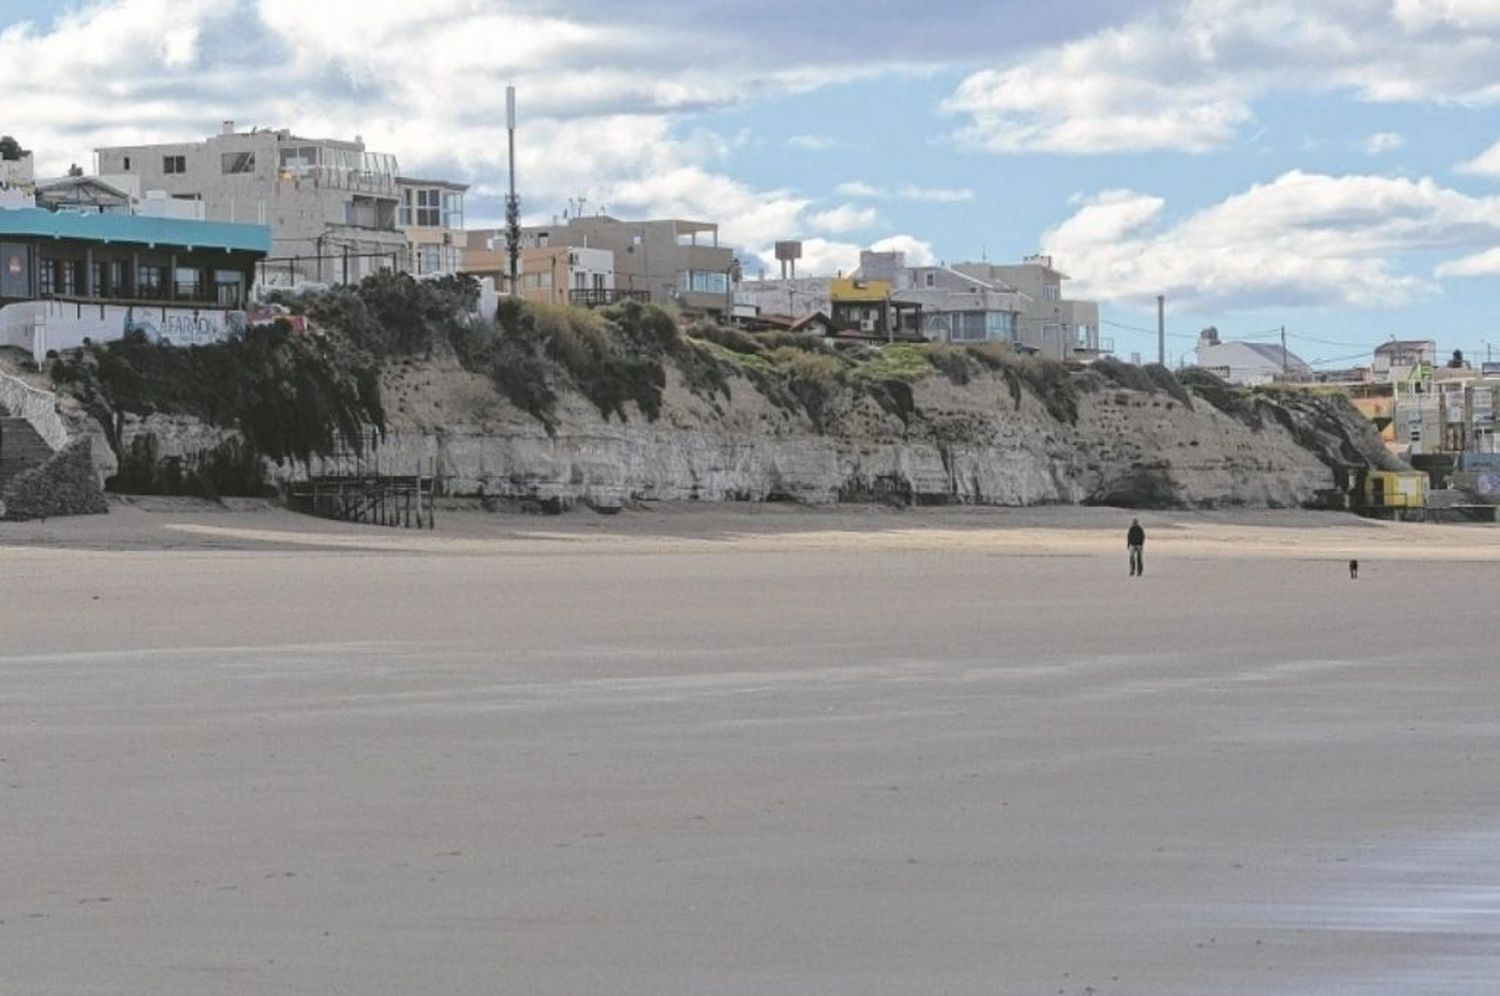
[{"left": 0, "top": 403, "right": 56, "bottom": 493}]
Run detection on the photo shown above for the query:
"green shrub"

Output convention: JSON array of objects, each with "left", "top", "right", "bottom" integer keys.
[
  {"left": 851, "top": 343, "right": 934, "bottom": 383},
  {"left": 1091, "top": 355, "right": 1158, "bottom": 394},
  {"left": 758, "top": 331, "right": 837, "bottom": 356},
  {"left": 1143, "top": 363, "right": 1193, "bottom": 409},
  {"left": 49, "top": 325, "right": 383, "bottom": 465},
  {"left": 685, "top": 321, "right": 763, "bottom": 356},
  {"left": 768, "top": 347, "right": 845, "bottom": 431},
  {"left": 925, "top": 345, "right": 979, "bottom": 385},
  {"left": 1178, "top": 366, "right": 1246, "bottom": 415}
]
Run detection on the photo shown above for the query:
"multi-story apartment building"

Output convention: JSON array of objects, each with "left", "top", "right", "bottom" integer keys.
[
  {"left": 397, "top": 176, "right": 467, "bottom": 277},
  {"left": 95, "top": 123, "right": 408, "bottom": 286},
  {"left": 954, "top": 255, "right": 1103, "bottom": 360},
  {"left": 519, "top": 216, "right": 735, "bottom": 315}
]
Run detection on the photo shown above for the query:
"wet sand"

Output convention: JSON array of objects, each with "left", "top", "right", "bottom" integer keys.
[{"left": 4, "top": 502, "right": 1500, "bottom": 994}]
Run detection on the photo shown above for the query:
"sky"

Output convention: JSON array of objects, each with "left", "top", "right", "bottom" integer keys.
[{"left": 3, "top": 0, "right": 1500, "bottom": 365}]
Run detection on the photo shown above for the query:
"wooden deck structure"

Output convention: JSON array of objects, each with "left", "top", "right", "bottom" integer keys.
[{"left": 287, "top": 431, "right": 437, "bottom": 529}]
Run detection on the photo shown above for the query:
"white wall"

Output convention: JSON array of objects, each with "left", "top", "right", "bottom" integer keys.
[{"left": 4, "top": 299, "right": 244, "bottom": 364}]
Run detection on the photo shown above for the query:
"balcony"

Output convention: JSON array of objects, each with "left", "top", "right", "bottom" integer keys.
[{"left": 570, "top": 288, "right": 651, "bottom": 308}]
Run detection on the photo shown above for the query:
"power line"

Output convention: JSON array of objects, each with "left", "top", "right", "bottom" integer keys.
[
  {"left": 1101, "top": 318, "right": 1197, "bottom": 340},
  {"left": 1305, "top": 350, "right": 1372, "bottom": 367}
]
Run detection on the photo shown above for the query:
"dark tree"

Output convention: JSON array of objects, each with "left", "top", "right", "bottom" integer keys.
[{"left": 1449, "top": 349, "right": 1466, "bottom": 368}]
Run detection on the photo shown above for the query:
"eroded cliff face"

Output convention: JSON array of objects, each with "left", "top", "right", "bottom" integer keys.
[{"left": 115, "top": 357, "right": 1393, "bottom": 510}]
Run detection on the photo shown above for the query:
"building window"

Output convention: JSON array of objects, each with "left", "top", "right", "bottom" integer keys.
[
  {"left": 46, "top": 259, "right": 80, "bottom": 297},
  {"left": 985, "top": 311, "right": 1015, "bottom": 341},
  {"left": 399, "top": 188, "right": 413, "bottom": 227},
  {"left": 949, "top": 312, "right": 987, "bottom": 342},
  {"left": 91, "top": 261, "right": 107, "bottom": 297},
  {"left": 416, "top": 245, "right": 442, "bottom": 275},
  {"left": 215, "top": 269, "right": 243, "bottom": 306},
  {"left": 925, "top": 272, "right": 936, "bottom": 288},
  {"left": 443, "top": 191, "right": 463, "bottom": 230},
  {"left": 174, "top": 267, "right": 202, "bottom": 300},
  {"left": 279, "top": 146, "right": 318, "bottom": 172},
  {"left": 38, "top": 259, "right": 53, "bottom": 297},
  {"left": 110, "top": 260, "right": 128, "bottom": 297},
  {"left": 415, "top": 189, "right": 442, "bottom": 227},
  {"left": 1043, "top": 282, "right": 1059, "bottom": 301},
  {"left": 138, "top": 264, "right": 167, "bottom": 299},
  {"left": 163, "top": 155, "right": 187, "bottom": 174},
  {"left": 682, "top": 270, "right": 728, "bottom": 294},
  {"left": 123, "top": 156, "right": 131, "bottom": 170},
  {"left": 221, "top": 151, "right": 256, "bottom": 174}
]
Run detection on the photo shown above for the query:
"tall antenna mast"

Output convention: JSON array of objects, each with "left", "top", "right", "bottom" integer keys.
[{"left": 505, "top": 85, "right": 520, "bottom": 301}]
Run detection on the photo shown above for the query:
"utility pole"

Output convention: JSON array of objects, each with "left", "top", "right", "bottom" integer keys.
[
  {"left": 1156, "top": 294, "right": 1165, "bottom": 365},
  {"left": 1281, "top": 325, "right": 1288, "bottom": 379},
  {"left": 505, "top": 85, "right": 520, "bottom": 301}
]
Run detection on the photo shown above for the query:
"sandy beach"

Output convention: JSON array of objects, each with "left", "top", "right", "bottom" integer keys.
[{"left": 4, "top": 501, "right": 1500, "bottom": 994}]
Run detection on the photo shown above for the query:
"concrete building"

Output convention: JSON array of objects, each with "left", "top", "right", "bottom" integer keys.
[
  {"left": 461, "top": 230, "right": 620, "bottom": 307},
  {"left": 1194, "top": 328, "right": 1311, "bottom": 385},
  {"left": 519, "top": 216, "right": 735, "bottom": 315},
  {"left": 397, "top": 176, "right": 467, "bottom": 277},
  {"left": 1372, "top": 339, "right": 1437, "bottom": 383},
  {"left": 95, "top": 123, "right": 407, "bottom": 287},
  {"left": 737, "top": 277, "right": 833, "bottom": 323},
  {"left": 954, "top": 255, "right": 1103, "bottom": 360},
  {"left": 1, "top": 138, "right": 35, "bottom": 193}
]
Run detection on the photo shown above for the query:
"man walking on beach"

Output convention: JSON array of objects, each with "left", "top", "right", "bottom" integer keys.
[{"left": 1127, "top": 518, "right": 1145, "bottom": 577}]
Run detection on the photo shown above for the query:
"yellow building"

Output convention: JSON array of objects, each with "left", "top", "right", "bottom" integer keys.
[{"left": 1363, "top": 470, "right": 1426, "bottom": 510}]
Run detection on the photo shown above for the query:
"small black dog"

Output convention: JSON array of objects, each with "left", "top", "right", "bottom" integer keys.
[{"left": 1349, "top": 559, "right": 1359, "bottom": 580}]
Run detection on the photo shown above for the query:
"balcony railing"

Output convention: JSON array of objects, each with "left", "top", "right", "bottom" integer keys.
[{"left": 570, "top": 288, "right": 651, "bottom": 308}]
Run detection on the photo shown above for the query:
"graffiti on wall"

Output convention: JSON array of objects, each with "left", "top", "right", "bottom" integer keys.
[{"left": 123, "top": 308, "right": 247, "bottom": 347}]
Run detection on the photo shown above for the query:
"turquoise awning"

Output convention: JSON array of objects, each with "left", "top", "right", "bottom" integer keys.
[{"left": 0, "top": 208, "right": 270, "bottom": 255}]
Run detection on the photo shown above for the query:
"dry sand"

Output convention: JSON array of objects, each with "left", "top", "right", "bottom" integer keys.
[{"left": 4, "top": 500, "right": 1500, "bottom": 994}]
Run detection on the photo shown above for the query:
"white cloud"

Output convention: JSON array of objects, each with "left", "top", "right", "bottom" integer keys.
[
  {"left": 945, "top": 0, "right": 1500, "bottom": 155},
  {"left": 1363, "top": 131, "right": 1405, "bottom": 155},
  {"left": 787, "top": 134, "right": 841, "bottom": 150},
  {"left": 869, "top": 234, "right": 937, "bottom": 266},
  {"left": 1436, "top": 246, "right": 1500, "bottom": 277},
  {"left": 752, "top": 234, "right": 936, "bottom": 278},
  {"left": 0, "top": 0, "right": 883, "bottom": 263},
  {"left": 1457, "top": 138, "right": 1500, "bottom": 177},
  {"left": 1043, "top": 170, "right": 1500, "bottom": 311},
  {"left": 833, "top": 181, "right": 974, "bottom": 203},
  {"left": 808, "top": 204, "right": 880, "bottom": 234}
]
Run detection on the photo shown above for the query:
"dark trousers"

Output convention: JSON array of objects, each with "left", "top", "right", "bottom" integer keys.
[{"left": 1129, "top": 544, "right": 1143, "bottom": 576}]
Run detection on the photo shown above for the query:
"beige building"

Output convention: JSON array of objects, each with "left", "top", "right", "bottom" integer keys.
[
  {"left": 519, "top": 216, "right": 734, "bottom": 315},
  {"left": 461, "top": 231, "right": 616, "bottom": 307},
  {"left": 95, "top": 123, "right": 408, "bottom": 286},
  {"left": 955, "top": 255, "right": 1103, "bottom": 360},
  {"left": 397, "top": 177, "right": 467, "bottom": 277}
]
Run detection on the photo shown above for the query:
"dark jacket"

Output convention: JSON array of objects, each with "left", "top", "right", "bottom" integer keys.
[{"left": 1127, "top": 524, "right": 1145, "bottom": 547}]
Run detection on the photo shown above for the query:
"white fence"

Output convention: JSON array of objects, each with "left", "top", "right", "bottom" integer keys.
[{"left": 0, "top": 367, "right": 70, "bottom": 452}]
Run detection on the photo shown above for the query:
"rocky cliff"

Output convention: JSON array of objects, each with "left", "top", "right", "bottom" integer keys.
[
  {"left": 116, "top": 351, "right": 1396, "bottom": 512},
  {"left": 35, "top": 282, "right": 1397, "bottom": 513}
]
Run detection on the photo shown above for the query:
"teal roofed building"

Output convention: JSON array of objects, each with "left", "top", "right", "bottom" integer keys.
[{"left": 0, "top": 203, "right": 270, "bottom": 362}]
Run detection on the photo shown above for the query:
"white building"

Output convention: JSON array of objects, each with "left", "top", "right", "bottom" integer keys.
[{"left": 1194, "top": 328, "right": 1311, "bottom": 385}]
